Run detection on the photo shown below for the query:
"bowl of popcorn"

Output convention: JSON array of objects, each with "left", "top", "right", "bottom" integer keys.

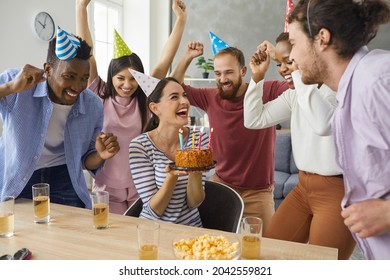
[{"left": 172, "top": 232, "right": 241, "bottom": 260}]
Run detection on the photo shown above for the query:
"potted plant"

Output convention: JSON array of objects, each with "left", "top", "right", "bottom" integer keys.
[{"left": 195, "top": 56, "right": 214, "bottom": 78}]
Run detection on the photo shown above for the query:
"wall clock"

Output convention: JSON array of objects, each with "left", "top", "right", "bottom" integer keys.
[{"left": 34, "top": 11, "right": 55, "bottom": 41}]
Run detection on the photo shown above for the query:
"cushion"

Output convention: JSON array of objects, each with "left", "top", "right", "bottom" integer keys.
[
  {"left": 274, "top": 132, "right": 292, "bottom": 173},
  {"left": 274, "top": 198, "right": 283, "bottom": 210},
  {"left": 274, "top": 171, "right": 290, "bottom": 199},
  {"left": 290, "top": 152, "right": 299, "bottom": 174}
]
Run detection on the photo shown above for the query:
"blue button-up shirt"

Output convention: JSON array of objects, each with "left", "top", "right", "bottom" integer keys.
[
  {"left": 332, "top": 47, "right": 390, "bottom": 259},
  {"left": 0, "top": 67, "right": 103, "bottom": 208}
]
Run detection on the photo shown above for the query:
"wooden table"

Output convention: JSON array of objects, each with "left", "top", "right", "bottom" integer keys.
[{"left": 0, "top": 199, "right": 338, "bottom": 260}]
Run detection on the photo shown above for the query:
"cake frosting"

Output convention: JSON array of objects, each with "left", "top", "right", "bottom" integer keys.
[{"left": 175, "top": 149, "right": 214, "bottom": 168}]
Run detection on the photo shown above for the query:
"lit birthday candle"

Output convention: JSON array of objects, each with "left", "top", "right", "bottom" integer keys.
[
  {"left": 179, "top": 128, "right": 184, "bottom": 150},
  {"left": 198, "top": 126, "right": 204, "bottom": 150},
  {"left": 208, "top": 127, "right": 213, "bottom": 149},
  {"left": 191, "top": 125, "right": 196, "bottom": 149}
]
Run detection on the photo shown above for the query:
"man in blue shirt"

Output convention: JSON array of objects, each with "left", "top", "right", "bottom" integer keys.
[{"left": 0, "top": 28, "right": 119, "bottom": 208}]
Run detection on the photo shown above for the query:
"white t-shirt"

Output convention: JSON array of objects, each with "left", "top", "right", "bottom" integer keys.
[
  {"left": 243, "top": 70, "right": 341, "bottom": 176},
  {"left": 35, "top": 102, "right": 72, "bottom": 170}
]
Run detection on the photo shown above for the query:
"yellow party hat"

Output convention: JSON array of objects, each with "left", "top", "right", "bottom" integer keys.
[{"left": 113, "top": 29, "right": 132, "bottom": 59}]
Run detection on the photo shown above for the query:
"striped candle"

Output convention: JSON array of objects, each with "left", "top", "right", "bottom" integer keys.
[
  {"left": 198, "top": 127, "right": 204, "bottom": 150},
  {"left": 179, "top": 128, "right": 184, "bottom": 150},
  {"left": 208, "top": 127, "right": 213, "bottom": 149}
]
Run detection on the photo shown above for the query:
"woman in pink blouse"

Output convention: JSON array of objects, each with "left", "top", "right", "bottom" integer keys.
[{"left": 76, "top": 0, "right": 188, "bottom": 214}]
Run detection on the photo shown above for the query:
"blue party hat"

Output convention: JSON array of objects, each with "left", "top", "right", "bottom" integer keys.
[
  {"left": 209, "top": 31, "right": 229, "bottom": 55},
  {"left": 55, "top": 26, "right": 81, "bottom": 61}
]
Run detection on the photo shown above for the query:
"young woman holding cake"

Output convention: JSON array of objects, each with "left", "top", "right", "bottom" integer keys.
[
  {"left": 129, "top": 77, "right": 210, "bottom": 226},
  {"left": 242, "top": 33, "right": 355, "bottom": 259}
]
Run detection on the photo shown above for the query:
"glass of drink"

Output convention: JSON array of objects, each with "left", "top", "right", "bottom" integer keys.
[
  {"left": 137, "top": 222, "right": 160, "bottom": 260},
  {"left": 241, "top": 216, "right": 263, "bottom": 260},
  {"left": 0, "top": 196, "right": 15, "bottom": 238},
  {"left": 90, "top": 191, "right": 109, "bottom": 229},
  {"left": 32, "top": 183, "right": 50, "bottom": 224}
]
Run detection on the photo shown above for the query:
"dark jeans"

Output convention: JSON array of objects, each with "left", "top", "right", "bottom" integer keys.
[{"left": 18, "top": 164, "right": 85, "bottom": 208}]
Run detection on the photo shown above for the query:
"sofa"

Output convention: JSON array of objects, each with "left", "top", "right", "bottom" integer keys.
[{"left": 274, "top": 131, "right": 299, "bottom": 209}]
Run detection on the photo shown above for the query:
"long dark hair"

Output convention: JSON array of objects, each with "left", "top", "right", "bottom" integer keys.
[
  {"left": 143, "top": 77, "right": 181, "bottom": 133},
  {"left": 98, "top": 53, "right": 148, "bottom": 130},
  {"left": 288, "top": 0, "right": 390, "bottom": 58}
]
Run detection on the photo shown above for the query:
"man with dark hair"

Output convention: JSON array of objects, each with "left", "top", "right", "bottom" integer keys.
[
  {"left": 0, "top": 28, "right": 119, "bottom": 208},
  {"left": 171, "top": 42, "right": 288, "bottom": 230},
  {"left": 288, "top": 0, "right": 390, "bottom": 259}
]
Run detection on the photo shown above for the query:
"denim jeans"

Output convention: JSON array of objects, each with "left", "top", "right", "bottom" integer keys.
[{"left": 18, "top": 164, "right": 85, "bottom": 208}]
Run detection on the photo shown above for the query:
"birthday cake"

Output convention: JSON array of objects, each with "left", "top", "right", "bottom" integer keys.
[{"left": 175, "top": 148, "right": 214, "bottom": 168}]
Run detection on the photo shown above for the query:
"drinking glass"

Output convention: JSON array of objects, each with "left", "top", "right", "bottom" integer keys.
[
  {"left": 241, "top": 216, "right": 263, "bottom": 260},
  {"left": 32, "top": 183, "right": 50, "bottom": 224},
  {"left": 137, "top": 222, "right": 160, "bottom": 260},
  {"left": 90, "top": 191, "right": 109, "bottom": 229},
  {"left": 0, "top": 196, "right": 15, "bottom": 238}
]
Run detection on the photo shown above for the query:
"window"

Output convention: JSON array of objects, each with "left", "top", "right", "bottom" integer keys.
[{"left": 91, "top": 0, "right": 123, "bottom": 78}]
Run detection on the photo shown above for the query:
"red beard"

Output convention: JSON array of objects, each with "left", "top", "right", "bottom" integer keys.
[{"left": 217, "top": 78, "right": 242, "bottom": 100}]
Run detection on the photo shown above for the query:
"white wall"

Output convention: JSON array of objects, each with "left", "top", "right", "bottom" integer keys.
[
  {"left": 0, "top": 0, "right": 77, "bottom": 70},
  {"left": 123, "top": 0, "right": 170, "bottom": 74},
  {"left": 0, "top": 0, "right": 168, "bottom": 73},
  {"left": 0, "top": 0, "right": 168, "bottom": 135}
]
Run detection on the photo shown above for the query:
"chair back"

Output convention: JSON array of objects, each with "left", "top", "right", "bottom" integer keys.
[
  {"left": 124, "top": 197, "right": 143, "bottom": 217},
  {"left": 198, "top": 180, "right": 244, "bottom": 233}
]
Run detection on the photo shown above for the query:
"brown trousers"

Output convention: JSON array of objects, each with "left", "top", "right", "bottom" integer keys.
[{"left": 264, "top": 171, "right": 356, "bottom": 260}]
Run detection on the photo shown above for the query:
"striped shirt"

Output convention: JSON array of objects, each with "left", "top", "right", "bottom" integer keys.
[{"left": 129, "top": 127, "right": 209, "bottom": 226}]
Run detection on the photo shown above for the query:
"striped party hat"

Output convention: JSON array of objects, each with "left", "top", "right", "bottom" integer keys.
[
  {"left": 55, "top": 26, "right": 80, "bottom": 61},
  {"left": 209, "top": 31, "right": 229, "bottom": 55},
  {"left": 128, "top": 68, "right": 159, "bottom": 97},
  {"left": 113, "top": 29, "right": 132, "bottom": 59}
]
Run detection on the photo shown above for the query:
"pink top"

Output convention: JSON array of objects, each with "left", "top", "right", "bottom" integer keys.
[{"left": 89, "top": 77, "right": 142, "bottom": 199}]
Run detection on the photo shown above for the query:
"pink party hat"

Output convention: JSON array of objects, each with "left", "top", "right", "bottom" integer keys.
[
  {"left": 128, "top": 68, "right": 160, "bottom": 97},
  {"left": 284, "top": 0, "right": 295, "bottom": 32},
  {"left": 209, "top": 31, "right": 229, "bottom": 55}
]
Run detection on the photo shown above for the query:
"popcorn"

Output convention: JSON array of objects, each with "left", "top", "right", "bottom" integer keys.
[{"left": 173, "top": 233, "right": 239, "bottom": 260}]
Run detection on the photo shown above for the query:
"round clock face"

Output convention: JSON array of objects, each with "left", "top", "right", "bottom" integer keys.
[{"left": 34, "top": 12, "right": 55, "bottom": 41}]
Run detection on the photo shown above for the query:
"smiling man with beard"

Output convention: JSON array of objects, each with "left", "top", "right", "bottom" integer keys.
[
  {"left": 287, "top": 0, "right": 390, "bottom": 260},
  {"left": 0, "top": 28, "right": 119, "bottom": 209},
  {"left": 171, "top": 42, "right": 288, "bottom": 230}
]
